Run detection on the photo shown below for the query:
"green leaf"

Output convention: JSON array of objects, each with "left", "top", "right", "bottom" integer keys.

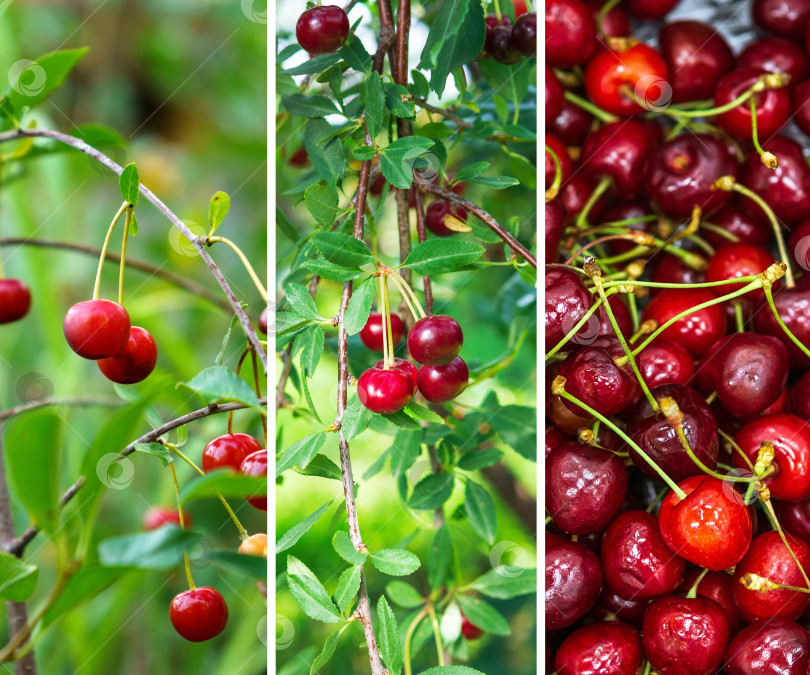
[
  {"left": 493, "top": 95, "right": 509, "bottom": 125},
  {"left": 468, "top": 566, "right": 536, "bottom": 599},
  {"left": 489, "top": 405, "right": 537, "bottom": 461},
  {"left": 344, "top": 276, "right": 375, "bottom": 335},
  {"left": 277, "top": 497, "right": 337, "bottom": 554},
  {"left": 128, "top": 212, "right": 139, "bottom": 236},
  {"left": 332, "top": 530, "right": 367, "bottom": 565},
  {"left": 98, "top": 526, "right": 202, "bottom": 570},
  {"left": 0, "top": 552, "right": 38, "bottom": 601},
  {"left": 379, "top": 136, "right": 435, "bottom": 189},
  {"left": 389, "top": 430, "right": 422, "bottom": 479},
  {"left": 302, "top": 259, "right": 366, "bottom": 282},
  {"left": 419, "top": 665, "right": 487, "bottom": 674},
  {"left": 505, "top": 148, "right": 537, "bottom": 190},
  {"left": 403, "top": 402, "right": 445, "bottom": 425},
  {"left": 401, "top": 239, "right": 484, "bottom": 275},
  {"left": 454, "top": 161, "right": 489, "bottom": 181},
  {"left": 365, "top": 71, "right": 385, "bottom": 141},
  {"left": 464, "top": 481, "right": 497, "bottom": 544},
  {"left": 338, "top": 36, "right": 371, "bottom": 73},
  {"left": 408, "top": 473, "right": 454, "bottom": 510},
  {"left": 304, "top": 118, "right": 346, "bottom": 182},
  {"left": 457, "top": 596, "right": 511, "bottom": 636},
  {"left": 311, "top": 230, "right": 375, "bottom": 267},
  {"left": 370, "top": 549, "right": 421, "bottom": 576},
  {"left": 133, "top": 442, "right": 173, "bottom": 466},
  {"left": 353, "top": 145, "right": 376, "bottom": 161},
  {"left": 119, "top": 163, "right": 139, "bottom": 205},
  {"left": 469, "top": 175, "right": 520, "bottom": 189},
  {"left": 457, "top": 448, "right": 503, "bottom": 470},
  {"left": 287, "top": 556, "right": 342, "bottom": 623},
  {"left": 334, "top": 566, "right": 362, "bottom": 614},
  {"left": 381, "top": 410, "right": 421, "bottom": 429},
  {"left": 384, "top": 83, "right": 415, "bottom": 118},
  {"left": 428, "top": 525, "right": 454, "bottom": 591},
  {"left": 410, "top": 69, "right": 430, "bottom": 98},
  {"left": 208, "top": 190, "right": 230, "bottom": 232},
  {"left": 299, "top": 325, "right": 325, "bottom": 377},
  {"left": 295, "top": 454, "right": 342, "bottom": 481},
  {"left": 282, "top": 93, "right": 340, "bottom": 117},
  {"left": 305, "top": 184, "right": 340, "bottom": 226},
  {"left": 4, "top": 409, "right": 63, "bottom": 533},
  {"left": 377, "top": 595, "right": 403, "bottom": 674},
  {"left": 283, "top": 52, "right": 342, "bottom": 75},
  {"left": 285, "top": 282, "right": 322, "bottom": 320},
  {"left": 203, "top": 551, "right": 267, "bottom": 579},
  {"left": 7, "top": 48, "right": 88, "bottom": 112},
  {"left": 276, "top": 432, "right": 327, "bottom": 476},
  {"left": 479, "top": 59, "right": 530, "bottom": 111},
  {"left": 310, "top": 628, "right": 344, "bottom": 674},
  {"left": 343, "top": 393, "right": 373, "bottom": 441},
  {"left": 179, "top": 472, "right": 266, "bottom": 503},
  {"left": 41, "top": 567, "right": 124, "bottom": 629},
  {"left": 179, "top": 366, "right": 260, "bottom": 410},
  {"left": 385, "top": 581, "right": 424, "bottom": 609}
]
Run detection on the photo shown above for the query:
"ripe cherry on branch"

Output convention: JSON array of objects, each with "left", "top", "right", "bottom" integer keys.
[
  {"left": 202, "top": 433, "right": 263, "bottom": 474},
  {"left": 240, "top": 449, "right": 267, "bottom": 511},
  {"left": 169, "top": 587, "right": 229, "bottom": 642},
  {"left": 295, "top": 6, "right": 350, "bottom": 55},
  {"left": 0, "top": 278, "right": 31, "bottom": 324},
  {"left": 97, "top": 326, "right": 158, "bottom": 384},
  {"left": 63, "top": 299, "right": 131, "bottom": 360}
]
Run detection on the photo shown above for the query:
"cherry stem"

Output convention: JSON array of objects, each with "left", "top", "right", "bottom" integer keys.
[
  {"left": 686, "top": 568, "right": 709, "bottom": 599},
  {"left": 658, "top": 73, "right": 789, "bottom": 119},
  {"left": 379, "top": 274, "right": 390, "bottom": 369},
  {"left": 699, "top": 220, "right": 740, "bottom": 243},
  {"left": 383, "top": 274, "right": 395, "bottom": 367},
  {"left": 763, "top": 284, "right": 810, "bottom": 360},
  {"left": 386, "top": 268, "right": 423, "bottom": 321},
  {"left": 403, "top": 609, "right": 429, "bottom": 675},
  {"left": 545, "top": 143, "right": 562, "bottom": 203},
  {"left": 758, "top": 493, "right": 810, "bottom": 590},
  {"left": 93, "top": 201, "right": 129, "bottom": 301},
  {"left": 630, "top": 319, "right": 656, "bottom": 344},
  {"left": 645, "top": 484, "right": 669, "bottom": 514},
  {"left": 229, "top": 348, "right": 252, "bottom": 434},
  {"left": 118, "top": 207, "right": 131, "bottom": 306},
  {"left": 734, "top": 302, "right": 745, "bottom": 333},
  {"left": 250, "top": 347, "right": 267, "bottom": 444},
  {"left": 169, "top": 462, "right": 195, "bottom": 590},
  {"left": 206, "top": 235, "right": 269, "bottom": 302},
  {"left": 565, "top": 234, "right": 643, "bottom": 265},
  {"left": 749, "top": 97, "right": 778, "bottom": 169},
  {"left": 426, "top": 604, "right": 445, "bottom": 667},
  {"left": 544, "top": 296, "right": 606, "bottom": 361},
  {"left": 601, "top": 275, "right": 758, "bottom": 291},
  {"left": 492, "top": 0, "right": 502, "bottom": 21},
  {"left": 674, "top": 417, "right": 762, "bottom": 483},
  {"left": 576, "top": 176, "right": 612, "bottom": 229},
  {"left": 627, "top": 292, "right": 640, "bottom": 333},
  {"left": 563, "top": 90, "right": 618, "bottom": 124},
  {"left": 596, "top": 0, "right": 621, "bottom": 35}
]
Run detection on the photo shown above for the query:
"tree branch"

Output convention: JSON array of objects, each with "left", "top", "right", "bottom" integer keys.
[
  {"left": 413, "top": 189, "right": 434, "bottom": 314},
  {"left": 412, "top": 97, "right": 473, "bottom": 130}
]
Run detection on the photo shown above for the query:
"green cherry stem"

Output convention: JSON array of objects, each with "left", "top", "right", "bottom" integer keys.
[
  {"left": 544, "top": 295, "right": 606, "bottom": 362},
  {"left": 565, "top": 233, "right": 652, "bottom": 265},
  {"left": 382, "top": 273, "right": 395, "bottom": 367},
  {"left": 645, "top": 484, "right": 669, "bottom": 514},
  {"left": 93, "top": 201, "right": 129, "bottom": 300},
  {"left": 596, "top": 0, "right": 622, "bottom": 34},
  {"left": 758, "top": 486, "right": 810, "bottom": 590},
  {"left": 206, "top": 235, "right": 269, "bottom": 302},
  {"left": 387, "top": 267, "right": 426, "bottom": 318},
  {"left": 169, "top": 462, "right": 195, "bottom": 590},
  {"left": 385, "top": 268, "right": 422, "bottom": 321},
  {"left": 719, "top": 428, "right": 756, "bottom": 472},
  {"left": 750, "top": 97, "right": 778, "bottom": 169},
  {"left": 686, "top": 569, "right": 710, "bottom": 599},
  {"left": 734, "top": 302, "right": 745, "bottom": 333},
  {"left": 601, "top": 275, "right": 759, "bottom": 291},
  {"left": 426, "top": 604, "right": 445, "bottom": 666},
  {"left": 545, "top": 143, "right": 563, "bottom": 203},
  {"left": 700, "top": 220, "right": 740, "bottom": 243},
  {"left": 118, "top": 207, "right": 131, "bottom": 306},
  {"left": 403, "top": 609, "right": 429, "bottom": 675},
  {"left": 564, "top": 90, "right": 618, "bottom": 124},
  {"left": 763, "top": 284, "right": 810, "bottom": 360},
  {"left": 379, "top": 274, "right": 390, "bottom": 369},
  {"left": 575, "top": 176, "right": 612, "bottom": 229}
]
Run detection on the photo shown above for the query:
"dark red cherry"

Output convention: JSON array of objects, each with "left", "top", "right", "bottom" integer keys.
[
  {"left": 555, "top": 622, "right": 643, "bottom": 675},
  {"left": 596, "top": 294, "right": 632, "bottom": 341},
  {"left": 725, "top": 618, "right": 810, "bottom": 675},
  {"left": 545, "top": 532, "right": 603, "bottom": 629},
  {"left": 202, "top": 433, "right": 262, "bottom": 474},
  {"left": 63, "top": 299, "right": 131, "bottom": 360},
  {"left": 734, "top": 413, "right": 810, "bottom": 502},
  {"left": 545, "top": 426, "right": 568, "bottom": 457},
  {"left": 705, "top": 243, "right": 776, "bottom": 314},
  {"left": 357, "top": 366, "right": 413, "bottom": 414},
  {"left": 788, "top": 219, "right": 810, "bottom": 271},
  {"left": 601, "top": 510, "right": 687, "bottom": 599},
  {"left": 407, "top": 315, "right": 463, "bottom": 365},
  {"left": 169, "top": 587, "right": 228, "bottom": 642},
  {"left": 590, "top": 587, "right": 649, "bottom": 627},
  {"left": 376, "top": 357, "right": 417, "bottom": 395},
  {"left": 511, "top": 12, "right": 536, "bottom": 57},
  {"left": 416, "top": 356, "right": 468, "bottom": 403},
  {"left": 548, "top": 98, "right": 593, "bottom": 146},
  {"left": 295, "top": 6, "right": 350, "bottom": 54},
  {"left": 678, "top": 569, "right": 742, "bottom": 635},
  {"left": 738, "top": 36, "right": 809, "bottom": 86},
  {"left": 733, "top": 530, "right": 810, "bottom": 622},
  {"left": 548, "top": 394, "right": 593, "bottom": 436},
  {"left": 624, "top": 0, "right": 681, "bottom": 19},
  {"left": 360, "top": 312, "right": 406, "bottom": 352},
  {"left": 753, "top": 275, "right": 810, "bottom": 367},
  {"left": 546, "top": 442, "right": 628, "bottom": 535},
  {"left": 789, "top": 369, "right": 810, "bottom": 419},
  {"left": 600, "top": 200, "right": 653, "bottom": 257},
  {"left": 659, "top": 21, "right": 733, "bottom": 103},
  {"left": 485, "top": 25, "right": 521, "bottom": 64},
  {"left": 545, "top": 133, "right": 572, "bottom": 190},
  {"left": 97, "top": 326, "right": 157, "bottom": 384},
  {"left": 485, "top": 12, "right": 511, "bottom": 29},
  {"left": 702, "top": 201, "right": 771, "bottom": 250},
  {"left": 642, "top": 595, "right": 730, "bottom": 675},
  {"left": 586, "top": 0, "right": 630, "bottom": 40},
  {"left": 425, "top": 200, "right": 467, "bottom": 237},
  {"left": 793, "top": 79, "right": 810, "bottom": 136},
  {"left": 289, "top": 147, "right": 309, "bottom": 167},
  {"left": 658, "top": 474, "right": 752, "bottom": 570},
  {"left": 460, "top": 613, "right": 483, "bottom": 640},
  {"left": 544, "top": 268, "right": 592, "bottom": 351},
  {"left": 640, "top": 288, "right": 727, "bottom": 358},
  {"left": 715, "top": 68, "right": 791, "bottom": 140},
  {"left": 545, "top": 64, "right": 563, "bottom": 122},
  {"left": 637, "top": 338, "right": 695, "bottom": 389},
  {"left": 240, "top": 449, "right": 267, "bottom": 511},
  {"left": 0, "top": 278, "right": 31, "bottom": 324},
  {"left": 753, "top": 0, "right": 810, "bottom": 40},
  {"left": 143, "top": 506, "right": 191, "bottom": 531},
  {"left": 258, "top": 307, "right": 268, "bottom": 335},
  {"left": 775, "top": 500, "right": 810, "bottom": 549},
  {"left": 649, "top": 253, "right": 707, "bottom": 291},
  {"left": 545, "top": 200, "right": 566, "bottom": 264},
  {"left": 545, "top": 0, "right": 597, "bottom": 68},
  {"left": 560, "top": 173, "right": 604, "bottom": 222},
  {"left": 642, "top": 134, "right": 737, "bottom": 219}
]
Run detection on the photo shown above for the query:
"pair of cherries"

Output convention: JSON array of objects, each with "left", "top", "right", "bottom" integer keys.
[
  {"left": 202, "top": 432, "right": 267, "bottom": 511},
  {"left": 63, "top": 299, "right": 157, "bottom": 384},
  {"left": 482, "top": 12, "right": 537, "bottom": 64},
  {"left": 357, "top": 313, "right": 468, "bottom": 414}
]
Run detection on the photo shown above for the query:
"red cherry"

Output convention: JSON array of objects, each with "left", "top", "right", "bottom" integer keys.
[
  {"left": 589, "top": 586, "right": 648, "bottom": 627},
  {"left": 545, "top": 426, "right": 568, "bottom": 458},
  {"left": 738, "top": 36, "right": 809, "bottom": 86},
  {"left": 545, "top": 200, "right": 566, "bottom": 264},
  {"left": 407, "top": 315, "right": 463, "bottom": 365},
  {"left": 97, "top": 326, "right": 157, "bottom": 384},
  {"left": 586, "top": 0, "right": 630, "bottom": 41},
  {"left": 555, "top": 622, "right": 643, "bottom": 675},
  {"left": 725, "top": 619, "right": 810, "bottom": 675},
  {"left": 240, "top": 449, "right": 267, "bottom": 511},
  {"left": 775, "top": 500, "right": 810, "bottom": 549},
  {"left": 715, "top": 68, "right": 791, "bottom": 139},
  {"left": 753, "top": 0, "right": 810, "bottom": 40},
  {"left": 511, "top": 12, "right": 536, "bottom": 57},
  {"left": 545, "top": 0, "right": 597, "bottom": 69},
  {"left": 624, "top": 0, "right": 681, "bottom": 18},
  {"left": 701, "top": 201, "right": 771, "bottom": 250},
  {"left": 561, "top": 173, "right": 607, "bottom": 222},
  {"left": 789, "top": 369, "right": 810, "bottom": 419},
  {"left": 0, "top": 278, "right": 31, "bottom": 324},
  {"left": 793, "top": 79, "right": 810, "bottom": 136},
  {"left": 548, "top": 99, "right": 593, "bottom": 146},
  {"left": 545, "top": 133, "right": 572, "bottom": 190},
  {"left": 649, "top": 252, "right": 706, "bottom": 291},
  {"left": 63, "top": 299, "right": 131, "bottom": 360},
  {"left": 169, "top": 587, "right": 228, "bottom": 642},
  {"left": 202, "top": 433, "right": 262, "bottom": 474},
  {"left": 637, "top": 338, "right": 695, "bottom": 389},
  {"left": 295, "top": 6, "right": 350, "bottom": 55},
  {"left": 485, "top": 25, "right": 521, "bottom": 64},
  {"left": 752, "top": 275, "right": 810, "bottom": 367},
  {"left": 460, "top": 613, "right": 483, "bottom": 640},
  {"left": 546, "top": 532, "right": 603, "bottom": 629},
  {"left": 425, "top": 200, "right": 467, "bottom": 237},
  {"left": 705, "top": 243, "right": 776, "bottom": 312},
  {"left": 678, "top": 568, "right": 742, "bottom": 635},
  {"left": 143, "top": 507, "right": 191, "bottom": 531},
  {"left": 258, "top": 308, "right": 268, "bottom": 334},
  {"left": 545, "top": 64, "right": 563, "bottom": 121},
  {"left": 375, "top": 357, "right": 417, "bottom": 395},
  {"left": 357, "top": 366, "right": 413, "bottom": 414},
  {"left": 359, "top": 312, "right": 405, "bottom": 352},
  {"left": 417, "top": 356, "right": 468, "bottom": 403}
]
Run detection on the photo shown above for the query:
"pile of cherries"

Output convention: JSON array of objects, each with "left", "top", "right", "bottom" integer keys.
[{"left": 546, "top": 0, "right": 810, "bottom": 672}]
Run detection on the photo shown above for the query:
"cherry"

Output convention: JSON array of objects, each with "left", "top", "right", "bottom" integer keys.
[
  {"left": 63, "top": 299, "right": 131, "bottom": 360},
  {"left": 586, "top": 0, "right": 630, "bottom": 40},
  {"left": 725, "top": 618, "right": 810, "bottom": 675},
  {"left": 143, "top": 506, "right": 191, "bottom": 531},
  {"left": 97, "top": 326, "right": 157, "bottom": 384},
  {"left": 460, "top": 613, "right": 483, "bottom": 640},
  {"left": 596, "top": 295, "right": 632, "bottom": 341},
  {"left": 555, "top": 622, "right": 643, "bottom": 675},
  {"left": 600, "top": 201, "right": 652, "bottom": 257},
  {"left": 637, "top": 338, "right": 694, "bottom": 389},
  {"left": 701, "top": 201, "right": 771, "bottom": 250},
  {"left": 240, "top": 449, "right": 267, "bottom": 511},
  {"left": 659, "top": 21, "right": 734, "bottom": 104},
  {"left": 511, "top": 12, "right": 536, "bottom": 57},
  {"left": 238, "top": 533, "right": 268, "bottom": 557},
  {"left": 548, "top": 98, "right": 593, "bottom": 146},
  {"left": 359, "top": 312, "right": 405, "bottom": 352},
  {"left": 788, "top": 219, "right": 810, "bottom": 271},
  {"left": 417, "top": 356, "right": 468, "bottom": 403},
  {"left": 407, "top": 315, "right": 463, "bottom": 365},
  {"left": 678, "top": 568, "right": 742, "bottom": 635},
  {"left": 0, "top": 278, "right": 31, "bottom": 324},
  {"left": 625, "top": 383, "right": 719, "bottom": 484},
  {"left": 375, "top": 357, "right": 417, "bottom": 395},
  {"left": 732, "top": 530, "right": 810, "bottom": 622},
  {"left": 545, "top": 200, "right": 565, "bottom": 264},
  {"left": 649, "top": 252, "right": 706, "bottom": 291},
  {"left": 715, "top": 68, "right": 791, "bottom": 140},
  {"left": 295, "top": 6, "right": 350, "bottom": 55},
  {"left": 484, "top": 25, "right": 521, "bottom": 64},
  {"left": 546, "top": 442, "right": 628, "bottom": 535},
  {"left": 357, "top": 366, "right": 413, "bottom": 414},
  {"left": 548, "top": 394, "right": 593, "bottom": 436},
  {"left": 258, "top": 307, "right": 268, "bottom": 335},
  {"left": 752, "top": 275, "right": 810, "bottom": 367},
  {"left": 202, "top": 433, "right": 262, "bottom": 474},
  {"left": 793, "top": 79, "right": 810, "bottom": 136},
  {"left": 561, "top": 173, "right": 607, "bottom": 222},
  {"left": 642, "top": 595, "right": 730, "bottom": 675},
  {"left": 642, "top": 134, "right": 737, "bottom": 219},
  {"left": 545, "top": 0, "right": 597, "bottom": 69},
  {"left": 545, "top": 133, "right": 572, "bottom": 190},
  {"left": 775, "top": 500, "right": 810, "bottom": 549},
  {"left": 169, "top": 587, "right": 228, "bottom": 642},
  {"left": 289, "top": 148, "right": 309, "bottom": 167},
  {"left": 425, "top": 200, "right": 467, "bottom": 237},
  {"left": 584, "top": 42, "right": 669, "bottom": 116},
  {"left": 705, "top": 243, "right": 776, "bottom": 314},
  {"left": 789, "top": 369, "right": 810, "bottom": 419},
  {"left": 545, "top": 426, "right": 568, "bottom": 458},
  {"left": 624, "top": 0, "right": 681, "bottom": 19},
  {"left": 590, "top": 587, "right": 649, "bottom": 627},
  {"left": 753, "top": 0, "right": 810, "bottom": 40},
  {"left": 737, "top": 36, "right": 809, "bottom": 86},
  {"left": 546, "top": 65, "right": 563, "bottom": 122},
  {"left": 734, "top": 413, "right": 810, "bottom": 502},
  {"left": 658, "top": 474, "right": 752, "bottom": 570},
  {"left": 546, "top": 531, "right": 603, "bottom": 629},
  {"left": 601, "top": 510, "right": 687, "bottom": 599},
  {"left": 641, "top": 288, "right": 727, "bottom": 359}
]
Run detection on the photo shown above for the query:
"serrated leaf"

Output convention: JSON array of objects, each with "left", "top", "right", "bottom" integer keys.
[
  {"left": 311, "top": 230, "right": 375, "bottom": 267},
  {"left": 389, "top": 430, "right": 422, "bottom": 479},
  {"left": 370, "top": 549, "right": 421, "bottom": 576},
  {"left": 410, "top": 70, "right": 430, "bottom": 99},
  {"left": 133, "top": 442, "right": 173, "bottom": 466},
  {"left": 344, "top": 276, "right": 375, "bottom": 335},
  {"left": 334, "top": 566, "right": 362, "bottom": 614},
  {"left": 283, "top": 52, "right": 342, "bottom": 75},
  {"left": 493, "top": 95, "right": 509, "bottom": 126},
  {"left": 300, "top": 326, "right": 325, "bottom": 377},
  {"left": 7, "top": 48, "right": 88, "bottom": 112},
  {"left": 419, "top": 666, "right": 487, "bottom": 675},
  {"left": 381, "top": 410, "right": 421, "bottom": 429},
  {"left": 401, "top": 239, "right": 484, "bottom": 275},
  {"left": 208, "top": 190, "right": 230, "bottom": 232},
  {"left": 276, "top": 432, "right": 326, "bottom": 476},
  {"left": 343, "top": 393, "right": 373, "bottom": 440},
  {"left": 457, "top": 596, "right": 510, "bottom": 636},
  {"left": 468, "top": 566, "right": 536, "bottom": 599},
  {"left": 285, "top": 282, "right": 322, "bottom": 321},
  {"left": 470, "top": 175, "right": 520, "bottom": 189},
  {"left": 302, "top": 259, "right": 366, "bottom": 282},
  {"left": 457, "top": 447, "right": 503, "bottom": 470},
  {"left": 454, "top": 161, "right": 489, "bottom": 182},
  {"left": 403, "top": 402, "right": 445, "bottom": 425},
  {"left": 333, "top": 530, "right": 367, "bottom": 565},
  {"left": 338, "top": 35, "right": 371, "bottom": 73},
  {"left": 287, "top": 556, "right": 342, "bottom": 623},
  {"left": 353, "top": 146, "right": 376, "bottom": 161},
  {"left": 282, "top": 93, "right": 340, "bottom": 117},
  {"left": 0, "top": 552, "right": 38, "bottom": 601},
  {"left": 379, "top": 136, "right": 435, "bottom": 189},
  {"left": 294, "top": 454, "right": 342, "bottom": 481},
  {"left": 179, "top": 366, "right": 260, "bottom": 410},
  {"left": 119, "top": 163, "right": 139, "bottom": 204},
  {"left": 277, "top": 497, "right": 337, "bottom": 554},
  {"left": 215, "top": 312, "right": 241, "bottom": 366},
  {"left": 310, "top": 628, "right": 343, "bottom": 674},
  {"left": 305, "top": 184, "right": 340, "bottom": 225},
  {"left": 385, "top": 581, "right": 424, "bottom": 608},
  {"left": 365, "top": 71, "right": 385, "bottom": 141},
  {"left": 489, "top": 405, "right": 536, "bottom": 461},
  {"left": 98, "top": 526, "right": 202, "bottom": 570},
  {"left": 464, "top": 481, "right": 497, "bottom": 545},
  {"left": 409, "top": 473, "right": 454, "bottom": 510},
  {"left": 304, "top": 118, "right": 346, "bottom": 182},
  {"left": 478, "top": 58, "right": 530, "bottom": 111},
  {"left": 179, "top": 473, "right": 266, "bottom": 503},
  {"left": 384, "top": 83, "right": 415, "bottom": 118},
  {"left": 428, "top": 525, "right": 453, "bottom": 591},
  {"left": 377, "top": 595, "right": 403, "bottom": 674}
]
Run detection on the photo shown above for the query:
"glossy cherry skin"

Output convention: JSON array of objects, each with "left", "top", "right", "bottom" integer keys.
[
  {"left": 624, "top": 0, "right": 681, "bottom": 18},
  {"left": 793, "top": 79, "right": 810, "bottom": 136},
  {"left": 738, "top": 37, "right": 809, "bottom": 86},
  {"left": 701, "top": 201, "right": 771, "bottom": 250},
  {"left": 733, "top": 531, "right": 810, "bottom": 622},
  {"left": 169, "top": 587, "right": 228, "bottom": 642},
  {"left": 584, "top": 43, "right": 669, "bottom": 116},
  {"left": 548, "top": 99, "right": 593, "bottom": 146},
  {"left": 63, "top": 299, "right": 131, "bottom": 360},
  {"left": 678, "top": 569, "right": 741, "bottom": 635},
  {"left": 596, "top": 295, "right": 632, "bottom": 341},
  {"left": 590, "top": 587, "right": 649, "bottom": 627},
  {"left": 544, "top": 268, "right": 592, "bottom": 351},
  {"left": 789, "top": 369, "right": 810, "bottom": 419},
  {"left": 753, "top": 275, "right": 810, "bottom": 367},
  {"left": 642, "top": 134, "right": 736, "bottom": 219},
  {"left": 725, "top": 618, "right": 810, "bottom": 675},
  {"left": 788, "top": 219, "right": 810, "bottom": 272},
  {"left": 715, "top": 68, "right": 791, "bottom": 140},
  {"left": 775, "top": 500, "right": 810, "bottom": 548},
  {"left": 143, "top": 506, "right": 190, "bottom": 531},
  {"left": 705, "top": 243, "right": 776, "bottom": 313},
  {"left": 407, "top": 315, "right": 463, "bottom": 365},
  {"left": 295, "top": 6, "right": 350, "bottom": 54},
  {"left": 753, "top": 0, "right": 810, "bottom": 40},
  {"left": 546, "top": 64, "right": 563, "bottom": 121},
  {"left": 485, "top": 25, "right": 521, "bottom": 64},
  {"left": 376, "top": 357, "right": 417, "bottom": 395},
  {"left": 417, "top": 356, "right": 468, "bottom": 403},
  {"left": 637, "top": 339, "right": 694, "bottom": 389},
  {"left": 626, "top": 384, "right": 719, "bottom": 484},
  {"left": 649, "top": 253, "right": 706, "bottom": 291},
  {"left": 425, "top": 200, "right": 467, "bottom": 237},
  {"left": 587, "top": 0, "right": 630, "bottom": 40},
  {"left": 202, "top": 433, "right": 262, "bottom": 474},
  {"left": 460, "top": 613, "right": 483, "bottom": 640},
  {"left": 555, "top": 621, "right": 643, "bottom": 675},
  {"left": 238, "top": 533, "right": 268, "bottom": 557},
  {"left": 601, "top": 511, "right": 686, "bottom": 599},
  {"left": 546, "top": 532, "right": 603, "bottom": 630},
  {"left": 545, "top": 426, "right": 568, "bottom": 458},
  {"left": 0, "top": 279, "right": 31, "bottom": 324},
  {"left": 734, "top": 414, "right": 810, "bottom": 502},
  {"left": 558, "top": 343, "right": 638, "bottom": 418},
  {"left": 658, "top": 475, "right": 752, "bottom": 570},
  {"left": 642, "top": 595, "right": 730, "bottom": 675},
  {"left": 561, "top": 173, "right": 607, "bottom": 221},
  {"left": 511, "top": 13, "right": 536, "bottom": 57},
  {"left": 357, "top": 366, "right": 413, "bottom": 414},
  {"left": 641, "top": 288, "right": 727, "bottom": 359},
  {"left": 546, "top": 442, "right": 628, "bottom": 535},
  {"left": 240, "top": 449, "right": 267, "bottom": 511},
  {"left": 97, "top": 326, "right": 157, "bottom": 384},
  {"left": 360, "top": 312, "right": 405, "bottom": 352},
  {"left": 545, "top": 200, "right": 565, "bottom": 264},
  {"left": 258, "top": 307, "right": 268, "bottom": 335},
  {"left": 545, "top": 0, "right": 596, "bottom": 68},
  {"left": 545, "top": 133, "right": 572, "bottom": 190},
  {"left": 548, "top": 394, "right": 593, "bottom": 437},
  {"left": 659, "top": 21, "right": 733, "bottom": 103}
]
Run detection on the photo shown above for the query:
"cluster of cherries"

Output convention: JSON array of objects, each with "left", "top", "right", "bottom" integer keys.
[
  {"left": 481, "top": 9, "right": 537, "bottom": 64},
  {"left": 357, "top": 311, "right": 468, "bottom": 413},
  {"left": 546, "top": 0, "right": 810, "bottom": 672}
]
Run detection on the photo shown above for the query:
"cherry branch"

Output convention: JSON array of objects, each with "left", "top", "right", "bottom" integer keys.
[{"left": 413, "top": 189, "right": 434, "bottom": 313}]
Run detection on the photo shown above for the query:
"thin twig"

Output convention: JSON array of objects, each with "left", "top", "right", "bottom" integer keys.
[
  {"left": 412, "top": 97, "right": 472, "bottom": 129},
  {"left": 413, "top": 189, "right": 434, "bottom": 313}
]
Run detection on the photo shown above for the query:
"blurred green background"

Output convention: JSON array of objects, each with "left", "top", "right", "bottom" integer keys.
[{"left": 0, "top": 1, "right": 266, "bottom": 673}]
